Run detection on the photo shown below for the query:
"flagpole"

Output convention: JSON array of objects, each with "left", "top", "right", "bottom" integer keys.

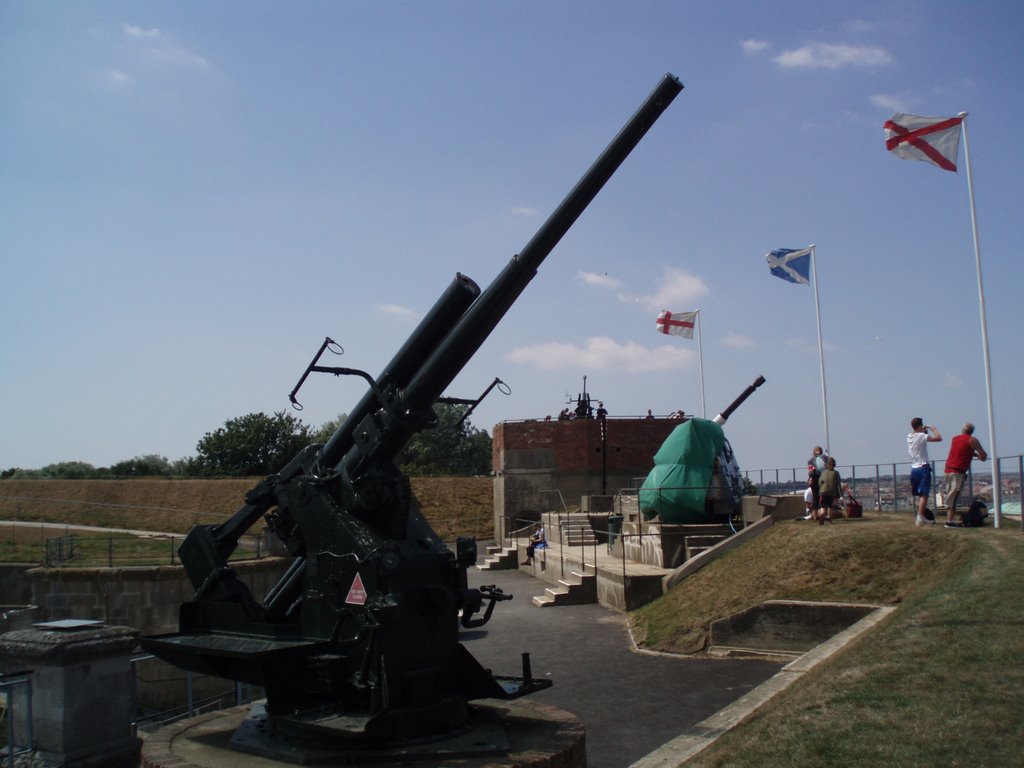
[
  {"left": 810, "top": 245, "right": 831, "bottom": 456},
  {"left": 959, "top": 113, "right": 1002, "bottom": 528},
  {"left": 695, "top": 309, "right": 706, "bottom": 418}
]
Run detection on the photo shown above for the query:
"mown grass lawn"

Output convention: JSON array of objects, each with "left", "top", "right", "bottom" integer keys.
[{"left": 632, "top": 514, "right": 1024, "bottom": 767}]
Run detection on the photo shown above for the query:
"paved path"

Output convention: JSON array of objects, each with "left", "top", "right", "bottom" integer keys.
[
  {"left": 0, "top": 520, "right": 182, "bottom": 537},
  {"left": 465, "top": 568, "right": 781, "bottom": 768}
]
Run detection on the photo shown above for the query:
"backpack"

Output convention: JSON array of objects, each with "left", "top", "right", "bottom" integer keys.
[{"left": 961, "top": 499, "right": 988, "bottom": 528}]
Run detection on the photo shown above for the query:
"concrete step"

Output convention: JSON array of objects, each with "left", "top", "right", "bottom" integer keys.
[
  {"left": 685, "top": 533, "right": 729, "bottom": 561},
  {"left": 477, "top": 546, "right": 519, "bottom": 571},
  {"left": 531, "top": 571, "right": 596, "bottom": 607},
  {"left": 561, "top": 520, "right": 599, "bottom": 547},
  {"left": 565, "top": 534, "right": 599, "bottom": 546}
]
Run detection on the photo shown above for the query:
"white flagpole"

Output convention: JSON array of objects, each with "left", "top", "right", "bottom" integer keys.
[
  {"left": 695, "top": 309, "right": 706, "bottom": 418},
  {"left": 809, "top": 245, "right": 831, "bottom": 456},
  {"left": 959, "top": 113, "right": 1002, "bottom": 528}
]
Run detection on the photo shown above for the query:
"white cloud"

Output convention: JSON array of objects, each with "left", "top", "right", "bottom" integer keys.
[
  {"left": 375, "top": 303, "right": 417, "bottom": 317},
  {"left": 510, "top": 206, "right": 538, "bottom": 216},
  {"left": 785, "top": 336, "right": 837, "bottom": 353},
  {"left": 578, "top": 271, "right": 621, "bottom": 289},
  {"left": 122, "top": 23, "right": 161, "bottom": 38},
  {"left": 624, "top": 266, "right": 709, "bottom": 311},
  {"left": 107, "top": 69, "right": 134, "bottom": 87},
  {"left": 505, "top": 336, "right": 693, "bottom": 372},
  {"left": 774, "top": 42, "right": 892, "bottom": 70},
  {"left": 942, "top": 373, "right": 964, "bottom": 388},
  {"left": 740, "top": 39, "right": 770, "bottom": 55},
  {"left": 120, "top": 21, "right": 211, "bottom": 71},
  {"left": 871, "top": 93, "right": 909, "bottom": 113},
  {"left": 722, "top": 332, "right": 757, "bottom": 349}
]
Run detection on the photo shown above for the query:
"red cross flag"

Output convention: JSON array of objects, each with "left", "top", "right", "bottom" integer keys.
[
  {"left": 884, "top": 113, "right": 963, "bottom": 172},
  {"left": 656, "top": 310, "right": 696, "bottom": 339}
]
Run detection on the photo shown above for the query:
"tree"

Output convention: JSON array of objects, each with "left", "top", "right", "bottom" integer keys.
[
  {"left": 312, "top": 414, "right": 348, "bottom": 445},
  {"left": 396, "top": 404, "right": 492, "bottom": 476},
  {"left": 110, "top": 454, "right": 173, "bottom": 477},
  {"left": 194, "top": 411, "right": 313, "bottom": 476},
  {"left": 38, "top": 461, "right": 99, "bottom": 479}
]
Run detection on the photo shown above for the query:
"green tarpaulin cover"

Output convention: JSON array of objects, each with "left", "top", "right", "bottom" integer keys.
[{"left": 638, "top": 418, "right": 724, "bottom": 523}]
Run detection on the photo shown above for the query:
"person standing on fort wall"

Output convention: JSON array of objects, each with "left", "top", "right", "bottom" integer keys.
[
  {"left": 943, "top": 422, "right": 988, "bottom": 528},
  {"left": 907, "top": 417, "right": 942, "bottom": 526}
]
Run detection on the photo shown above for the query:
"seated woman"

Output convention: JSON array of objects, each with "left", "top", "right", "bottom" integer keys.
[{"left": 521, "top": 524, "right": 547, "bottom": 565}]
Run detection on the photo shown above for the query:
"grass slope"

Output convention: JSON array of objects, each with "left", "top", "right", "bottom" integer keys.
[
  {"left": 633, "top": 516, "right": 1024, "bottom": 767},
  {"left": 0, "top": 476, "right": 494, "bottom": 546}
]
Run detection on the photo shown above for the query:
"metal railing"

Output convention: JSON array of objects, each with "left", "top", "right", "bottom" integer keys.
[
  {"left": 43, "top": 532, "right": 270, "bottom": 568},
  {"left": 130, "top": 654, "right": 261, "bottom": 736},
  {"left": 741, "top": 453, "right": 1023, "bottom": 523},
  {"left": 0, "top": 671, "right": 33, "bottom": 767}
]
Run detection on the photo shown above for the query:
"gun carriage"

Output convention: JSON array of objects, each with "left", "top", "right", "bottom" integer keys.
[{"left": 142, "top": 74, "right": 683, "bottom": 756}]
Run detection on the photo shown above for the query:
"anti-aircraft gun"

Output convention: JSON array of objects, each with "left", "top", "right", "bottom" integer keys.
[
  {"left": 639, "top": 375, "right": 765, "bottom": 524},
  {"left": 142, "top": 74, "right": 683, "bottom": 755}
]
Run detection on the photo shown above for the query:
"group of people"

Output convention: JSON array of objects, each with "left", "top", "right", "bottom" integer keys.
[
  {"left": 802, "top": 446, "right": 844, "bottom": 524},
  {"left": 554, "top": 400, "right": 608, "bottom": 421},
  {"left": 907, "top": 418, "right": 988, "bottom": 527},
  {"left": 801, "top": 417, "right": 988, "bottom": 528}
]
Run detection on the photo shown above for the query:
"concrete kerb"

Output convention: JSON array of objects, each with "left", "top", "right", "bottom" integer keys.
[{"left": 628, "top": 604, "right": 897, "bottom": 768}]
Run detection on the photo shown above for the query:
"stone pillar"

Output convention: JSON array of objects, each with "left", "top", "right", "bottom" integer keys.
[{"left": 0, "top": 621, "right": 141, "bottom": 768}]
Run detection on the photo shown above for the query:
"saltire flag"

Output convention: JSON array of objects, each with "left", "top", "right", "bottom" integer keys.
[
  {"left": 766, "top": 248, "right": 812, "bottom": 285},
  {"left": 656, "top": 310, "right": 696, "bottom": 339},
  {"left": 883, "top": 113, "right": 963, "bottom": 172}
]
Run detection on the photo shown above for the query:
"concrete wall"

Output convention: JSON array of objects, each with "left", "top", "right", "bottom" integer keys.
[
  {"left": 12, "top": 559, "right": 291, "bottom": 715},
  {"left": 0, "top": 563, "right": 35, "bottom": 606},
  {"left": 24, "top": 558, "right": 291, "bottom": 633}
]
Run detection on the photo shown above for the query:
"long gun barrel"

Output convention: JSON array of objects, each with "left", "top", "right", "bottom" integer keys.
[
  {"left": 178, "top": 74, "right": 683, "bottom": 598},
  {"left": 712, "top": 375, "right": 766, "bottom": 425},
  {"left": 333, "top": 73, "right": 684, "bottom": 479}
]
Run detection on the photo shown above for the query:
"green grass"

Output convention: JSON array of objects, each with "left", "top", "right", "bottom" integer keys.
[
  {"left": 0, "top": 526, "right": 264, "bottom": 566},
  {"left": 632, "top": 515, "right": 1024, "bottom": 767}
]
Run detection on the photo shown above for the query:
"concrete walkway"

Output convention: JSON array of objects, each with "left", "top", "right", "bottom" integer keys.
[
  {"left": 465, "top": 567, "right": 781, "bottom": 768},
  {"left": 468, "top": 565, "right": 895, "bottom": 767}
]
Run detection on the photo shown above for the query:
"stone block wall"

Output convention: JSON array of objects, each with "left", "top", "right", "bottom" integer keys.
[{"left": 24, "top": 558, "right": 290, "bottom": 634}]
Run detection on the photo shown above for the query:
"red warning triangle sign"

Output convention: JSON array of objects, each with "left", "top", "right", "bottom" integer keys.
[{"left": 345, "top": 572, "right": 368, "bottom": 606}]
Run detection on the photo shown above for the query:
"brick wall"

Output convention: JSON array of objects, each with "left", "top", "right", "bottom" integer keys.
[{"left": 492, "top": 418, "right": 678, "bottom": 532}]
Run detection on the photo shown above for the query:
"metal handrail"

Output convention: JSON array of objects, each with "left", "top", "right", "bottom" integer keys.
[
  {"left": 742, "top": 453, "right": 1023, "bottom": 522},
  {"left": 0, "top": 671, "right": 33, "bottom": 768}
]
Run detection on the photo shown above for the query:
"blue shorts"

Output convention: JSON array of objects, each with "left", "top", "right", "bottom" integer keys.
[{"left": 910, "top": 465, "right": 932, "bottom": 497}]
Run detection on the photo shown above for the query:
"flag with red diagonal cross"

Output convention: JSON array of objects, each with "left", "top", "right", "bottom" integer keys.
[
  {"left": 655, "top": 310, "right": 696, "bottom": 339},
  {"left": 883, "top": 113, "right": 963, "bottom": 172}
]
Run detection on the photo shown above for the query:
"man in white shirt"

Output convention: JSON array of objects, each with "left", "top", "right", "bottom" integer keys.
[{"left": 907, "top": 417, "right": 942, "bottom": 525}]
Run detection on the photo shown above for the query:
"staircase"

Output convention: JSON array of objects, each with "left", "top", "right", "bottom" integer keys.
[
  {"left": 531, "top": 569, "right": 597, "bottom": 607},
  {"left": 477, "top": 543, "right": 518, "bottom": 571},
  {"left": 558, "top": 513, "right": 599, "bottom": 546},
  {"left": 684, "top": 534, "right": 729, "bottom": 560}
]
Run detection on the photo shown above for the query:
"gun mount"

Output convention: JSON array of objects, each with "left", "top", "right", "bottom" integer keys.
[
  {"left": 142, "top": 74, "right": 683, "bottom": 753},
  {"left": 639, "top": 375, "right": 765, "bottom": 524}
]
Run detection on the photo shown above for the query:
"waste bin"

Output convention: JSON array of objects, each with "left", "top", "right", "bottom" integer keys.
[{"left": 607, "top": 514, "right": 623, "bottom": 551}]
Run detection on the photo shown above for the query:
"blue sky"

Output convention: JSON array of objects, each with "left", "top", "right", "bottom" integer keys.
[{"left": 2, "top": 1, "right": 1022, "bottom": 475}]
